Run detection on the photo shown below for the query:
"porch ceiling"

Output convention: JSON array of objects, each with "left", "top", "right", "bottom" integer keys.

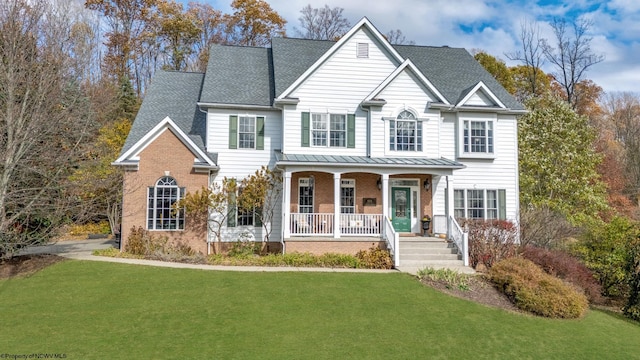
[{"left": 275, "top": 151, "right": 465, "bottom": 170}]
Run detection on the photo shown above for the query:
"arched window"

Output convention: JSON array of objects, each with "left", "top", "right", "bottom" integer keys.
[
  {"left": 389, "top": 110, "right": 422, "bottom": 151},
  {"left": 147, "top": 176, "right": 185, "bottom": 230}
]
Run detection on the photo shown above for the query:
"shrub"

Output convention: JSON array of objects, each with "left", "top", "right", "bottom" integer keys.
[
  {"left": 623, "top": 238, "right": 640, "bottom": 321},
  {"left": 356, "top": 244, "right": 393, "bottom": 269},
  {"left": 207, "top": 252, "right": 361, "bottom": 268},
  {"left": 521, "top": 246, "right": 603, "bottom": 304},
  {"left": 465, "top": 220, "right": 518, "bottom": 269},
  {"left": 69, "top": 221, "right": 111, "bottom": 236},
  {"left": 124, "top": 226, "right": 169, "bottom": 256},
  {"left": 228, "top": 240, "right": 260, "bottom": 258},
  {"left": 572, "top": 216, "right": 640, "bottom": 298},
  {"left": 489, "top": 257, "right": 589, "bottom": 318}
]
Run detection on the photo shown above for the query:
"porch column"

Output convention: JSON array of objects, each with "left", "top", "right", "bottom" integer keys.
[
  {"left": 381, "top": 174, "right": 389, "bottom": 219},
  {"left": 446, "top": 175, "right": 454, "bottom": 239},
  {"left": 333, "top": 172, "right": 341, "bottom": 238},
  {"left": 283, "top": 171, "right": 292, "bottom": 238}
]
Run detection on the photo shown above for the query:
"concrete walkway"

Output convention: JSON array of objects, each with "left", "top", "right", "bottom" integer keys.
[{"left": 19, "top": 238, "right": 400, "bottom": 274}]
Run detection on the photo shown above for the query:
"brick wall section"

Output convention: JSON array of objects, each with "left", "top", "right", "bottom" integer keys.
[
  {"left": 121, "top": 130, "right": 209, "bottom": 254},
  {"left": 285, "top": 240, "right": 386, "bottom": 255},
  {"left": 289, "top": 172, "right": 432, "bottom": 220}
]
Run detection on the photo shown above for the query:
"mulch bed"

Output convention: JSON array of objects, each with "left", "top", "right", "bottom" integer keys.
[
  {"left": 421, "top": 274, "right": 520, "bottom": 313},
  {"left": 0, "top": 254, "right": 66, "bottom": 280}
]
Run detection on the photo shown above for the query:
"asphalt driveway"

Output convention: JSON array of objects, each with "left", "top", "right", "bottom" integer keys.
[{"left": 18, "top": 238, "right": 117, "bottom": 256}]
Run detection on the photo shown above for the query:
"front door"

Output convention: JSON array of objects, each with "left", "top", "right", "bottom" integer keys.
[{"left": 392, "top": 187, "right": 411, "bottom": 232}]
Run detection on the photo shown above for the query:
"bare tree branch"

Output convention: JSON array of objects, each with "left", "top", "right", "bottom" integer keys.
[{"left": 294, "top": 4, "right": 350, "bottom": 41}]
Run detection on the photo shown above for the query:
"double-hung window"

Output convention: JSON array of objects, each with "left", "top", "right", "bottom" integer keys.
[
  {"left": 228, "top": 115, "right": 264, "bottom": 150},
  {"left": 389, "top": 110, "right": 422, "bottom": 151},
  {"left": 147, "top": 177, "right": 185, "bottom": 230},
  {"left": 453, "top": 189, "right": 504, "bottom": 220},
  {"left": 311, "top": 113, "right": 346, "bottom": 147},
  {"left": 463, "top": 120, "right": 493, "bottom": 154},
  {"left": 302, "top": 112, "right": 355, "bottom": 148},
  {"left": 298, "top": 178, "right": 314, "bottom": 213},
  {"left": 340, "top": 179, "right": 355, "bottom": 214},
  {"left": 238, "top": 116, "right": 255, "bottom": 149}
]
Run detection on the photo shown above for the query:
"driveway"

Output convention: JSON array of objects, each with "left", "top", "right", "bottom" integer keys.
[{"left": 18, "top": 238, "right": 117, "bottom": 257}]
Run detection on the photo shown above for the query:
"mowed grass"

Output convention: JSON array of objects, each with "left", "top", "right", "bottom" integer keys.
[{"left": 1, "top": 261, "right": 639, "bottom": 359}]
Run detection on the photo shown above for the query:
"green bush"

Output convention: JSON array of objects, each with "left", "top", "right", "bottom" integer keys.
[
  {"left": 207, "top": 252, "right": 362, "bottom": 268},
  {"left": 489, "top": 257, "right": 588, "bottom": 318},
  {"left": 356, "top": 244, "right": 393, "bottom": 269},
  {"left": 228, "top": 240, "right": 261, "bottom": 258},
  {"left": 624, "top": 238, "right": 640, "bottom": 321},
  {"left": 572, "top": 216, "right": 640, "bottom": 298}
]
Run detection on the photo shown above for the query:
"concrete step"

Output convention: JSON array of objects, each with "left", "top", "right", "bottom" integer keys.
[
  {"left": 397, "top": 265, "right": 476, "bottom": 275},
  {"left": 400, "top": 253, "right": 461, "bottom": 261},
  {"left": 398, "top": 237, "right": 444, "bottom": 242},
  {"left": 400, "top": 243, "right": 456, "bottom": 251},
  {"left": 400, "top": 247, "right": 457, "bottom": 255},
  {"left": 400, "top": 259, "right": 466, "bottom": 267}
]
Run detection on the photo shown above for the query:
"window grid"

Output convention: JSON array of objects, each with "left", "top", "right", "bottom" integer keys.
[
  {"left": 299, "top": 178, "right": 313, "bottom": 213},
  {"left": 340, "top": 180, "right": 355, "bottom": 214},
  {"left": 311, "top": 113, "right": 327, "bottom": 146},
  {"left": 464, "top": 120, "right": 494, "bottom": 154},
  {"left": 147, "top": 177, "right": 184, "bottom": 230},
  {"left": 238, "top": 116, "right": 255, "bottom": 149},
  {"left": 330, "top": 114, "right": 346, "bottom": 147},
  {"left": 454, "top": 189, "right": 502, "bottom": 220},
  {"left": 389, "top": 111, "right": 422, "bottom": 151}
]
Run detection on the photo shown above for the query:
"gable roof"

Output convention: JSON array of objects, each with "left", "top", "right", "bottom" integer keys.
[
  {"left": 116, "top": 70, "right": 215, "bottom": 164},
  {"left": 393, "top": 45, "right": 524, "bottom": 110}
]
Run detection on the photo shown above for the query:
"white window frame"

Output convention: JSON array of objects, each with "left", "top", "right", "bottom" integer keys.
[
  {"left": 389, "top": 111, "right": 422, "bottom": 152},
  {"left": 458, "top": 113, "right": 496, "bottom": 159},
  {"left": 298, "top": 178, "right": 314, "bottom": 213},
  {"left": 311, "top": 113, "right": 346, "bottom": 148},
  {"left": 238, "top": 115, "right": 256, "bottom": 149},
  {"left": 340, "top": 179, "right": 355, "bottom": 214},
  {"left": 453, "top": 189, "right": 499, "bottom": 220},
  {"left": 147, "top": 176, "right": 185, "bottom": 231}
]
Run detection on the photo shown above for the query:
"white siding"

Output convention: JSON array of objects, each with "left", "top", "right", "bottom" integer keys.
[
  {"left": 464, "top": 90, "right": 495, "bottom": 106},
  {"left": 451, "top": 113, "right": 519, "bottom": 221},
  {"left": 206, "top": 107, "right": 283, "bottom": 242},
  {"left": 284, "top": 28, "right": 399, "bottom": 155}
]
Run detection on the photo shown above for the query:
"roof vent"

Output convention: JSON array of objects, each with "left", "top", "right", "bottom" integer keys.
[{"left": 357, "top": 42, "right": 369, "bottom": 58}]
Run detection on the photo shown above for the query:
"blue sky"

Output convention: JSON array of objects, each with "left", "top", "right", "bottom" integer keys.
[{"left": 192, "top": 0, "right": 640, "bottom": 94}]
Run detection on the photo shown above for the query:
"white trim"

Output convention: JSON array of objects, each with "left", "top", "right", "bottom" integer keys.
[
  {"left": 277, "top": 17, "right": 405, "bottom": 100},
  {"left": 114, "top": 116, "right": 217, "bottom": 168},
  {"left": 363, "top": 59, "right": 450, "bottom": 105},
  {"left": 456, "top": 81, "right": 506, "bottom": 109}
]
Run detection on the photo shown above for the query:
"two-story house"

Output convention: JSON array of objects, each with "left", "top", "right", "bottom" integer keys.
[{"left": 113, "top": 18, "right": 525, "bottom": 268}]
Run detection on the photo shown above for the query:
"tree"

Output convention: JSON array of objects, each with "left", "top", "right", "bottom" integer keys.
[
  {"left": 542, "top": 18, "right": 605, "bottom": 109},
  {"left": 85, "top": 0, "right": 159, "bottom": 95},
  {"left": 187, "top": 1, "right": 225, "bottom": 71},
  {"left": 509, "top": 65, "right": 552, "bottom": 102},
  {"left": 519, "top": 93, "right": 608, "bottom": 224},
  {"left": 506, "top": 20, "right": 546, "bottom": 99},
  {"left": 0, "top": 0, "right": 94, "bottom": 258},
  {"left": 177, "top": 178, "right": 237, "bottom": 254},
  {"left": 385, "top": 29, "right": 415, "bottom": 45},
  {"left": 295, "top": 4, "right": 350, "bottom": 41},
  {"left": 238, "top": 166, "right": 282, "bottom": 251},
  {"left": 154, "top": 0, "right": 200, "bottom": 71},
  {"left": 225, "top": 0, "right": 286, "bottom": 47},
  {"left": 473, "top": 51, "right": 515, "bottom": 94}
]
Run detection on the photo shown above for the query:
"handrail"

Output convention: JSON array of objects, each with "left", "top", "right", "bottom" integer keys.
[
  {"left": 382, "top": 217, "right": 400, "bottom": 268},
  {"left": 448, "top": 216, "right": 469, "bottom": 266}
]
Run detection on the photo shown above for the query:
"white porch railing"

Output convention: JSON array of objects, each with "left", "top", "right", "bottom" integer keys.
[
  {"left": 289, "top": 213, "right": 334, "bottom": 235},
  {"left": 432, "top": 215, "right": 447, "bottom": 235},
  {"left": 289, "top": 213, "right": 382, "bottom": 236},
  {"left": 449, "top": 216, "right": 469, "bottom": 266},
  {"left": 383, "top": 216, "right": 399, "bottom": 268},
  {"left": 340, "top": 214, "right": 382, "bottom": 236}
]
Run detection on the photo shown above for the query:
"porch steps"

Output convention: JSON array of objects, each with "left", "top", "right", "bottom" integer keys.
[{"left": 396, "top": 237, "right": 475, "bottom": 275}]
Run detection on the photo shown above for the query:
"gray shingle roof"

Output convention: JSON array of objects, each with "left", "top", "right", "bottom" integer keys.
[
  {"left": 200, "top": 44, "right": 273, "bottom": 106},
  {"left": 393, "top": 45, "right": 524, "bottom": 110},
  {"left": 276, "top": 151, "right": 465, "bottom": 169},
  {"left": 119, "top": 70, "right": 211, "bottom": 160}
]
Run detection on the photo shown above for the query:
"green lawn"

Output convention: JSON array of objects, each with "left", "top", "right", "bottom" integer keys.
[{"left": 1, "top": 261, "right": 639, "bottom": 359}]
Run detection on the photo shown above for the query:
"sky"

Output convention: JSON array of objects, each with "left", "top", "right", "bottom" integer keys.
[{"left": 194, "top": 0, "right": 640, "bottom": 95}]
